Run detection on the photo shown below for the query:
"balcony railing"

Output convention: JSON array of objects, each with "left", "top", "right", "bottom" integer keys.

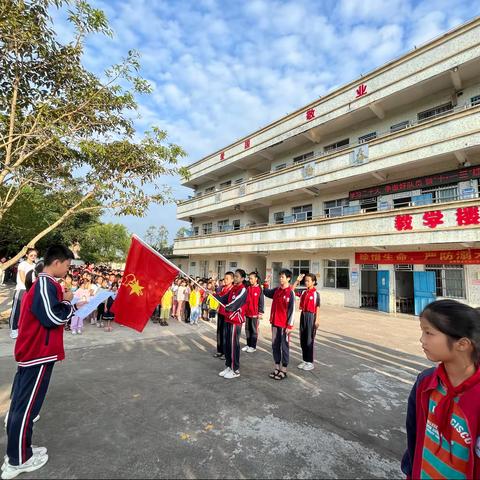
[
  {"left": 180, "top": 100, "right": 479, "bottom": 204},
  {"left": 176, "top": 190, "right": 480, "bottom": 239}
]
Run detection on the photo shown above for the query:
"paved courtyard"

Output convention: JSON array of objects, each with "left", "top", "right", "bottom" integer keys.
[{"left": 0, "top": 284, "right": 429, "bottom": 479}]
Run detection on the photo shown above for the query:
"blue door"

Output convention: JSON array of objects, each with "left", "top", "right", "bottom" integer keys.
[
  {"left": 414, "top": 271, "right": 436, "bottom": 316},
  {"left": 377, "top": 270, "right": 390, "bottom": 313}
]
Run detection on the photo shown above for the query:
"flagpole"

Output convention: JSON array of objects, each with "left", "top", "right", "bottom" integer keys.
[{"left": 132, "top": 234, "right": 226, "bottom": 308}]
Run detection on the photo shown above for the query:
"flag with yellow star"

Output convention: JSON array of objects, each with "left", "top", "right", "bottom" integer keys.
[{"left": 111, "top": 236, "right": 179, "bottom": 332}]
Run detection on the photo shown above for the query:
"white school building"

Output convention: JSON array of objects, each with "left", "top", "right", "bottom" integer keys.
[{"left": 173, "top": 17, "right": 480, "bottom": 315}]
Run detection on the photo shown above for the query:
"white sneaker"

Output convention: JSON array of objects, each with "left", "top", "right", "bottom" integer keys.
[
  {"left": 241, "top": 346, "right": 249, "bottom": 352},
  {"left": 247, "top": 347, "right": 256, "bottom": 353},
  {"left": 303, "top": 362, "right": 315, "bottom": 371},
  {"left": 297, "top": 362, "right": 306, "bottom": 370},
  {"left": 218, "top": 367, "right": 231, "bottom": 377},
  {"left": 224, "top": 370, "right": 240, "bottom": 379},
  {"left": 9, "top": 330, "right": 18, "bottom": 340},
  {"left": 77, "top": 330, "right": 82, "bottom": 335},
  {"left": 71, "top": 330, "right": 77, "bottom": 335},
  {"left": 2, "top": 448, "right": 47, "bottom": 472},
  {"left": 1, "top": 452, "right": 48, "bottom": 479}
]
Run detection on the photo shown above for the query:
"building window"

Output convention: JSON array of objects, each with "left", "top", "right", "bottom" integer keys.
[
  {"left": 190, "top": 262, "right": 196, "bottom": 267},
  {"left": 471, "top": 95, "right": 480, "bottom": 106},
  {"left": 324, "top": 138, "right": 349, "bottom": 153},
  {"left": 217, "top": 219, "right": 229, "bottom": 232},
  {"left": 292, "top": 204, "right": 313, "bottom": 221},
  {"left": 324, "top": 198, "right": 349, "bottom": 217},
  {"left": 219, "top": 180, "right": 232, "bottom": 189},
  {"left": 193, "top": 226, "right": 199, "bottom": 236},
  {"left": 292, "top": 260, "right": 310, "bottom": 286},
  {"left": 235, "top": 178, "right": 244, "bottom": 184},
  {"left": 274, "top": 211, "right": 285, "bottom": 224},
  {"left": 390, "top": 120, "right": 410, "bottom": 132},
  {"left": 425, "top": 265, "right": 465, "bottom": 298},
  {"left": 422, "top": 183, "right": 458, "bottom": 204},
  {"left": 360, "top": 197, "right": 377, "bottom": 213},
  {"left": 232, "top": 219, "right": 241, "bottom": 231},
  {"left": 358, "top": 132, "right": 377, "bottom": 143},
  {"left": 205, "top": 186, "right": 215, "bottom": 193},
  {"left": 229, "top": 262, "right": 238, "bottom": 269},
  {"left": 199, "top": 260, "right": 209, "bottom": 278},
  {"left": 202, "top": 223, "right": 212, "bottom": 235},
  {"left": 275, "top": 163, "right": 287, "bottom": 171},
  {"left": 417, "top": 102, "right": 453, "bottom": 122},
  {"left": 393, "top": 197, "right": 411, "bottom": 209},
  {"left": 293, "top": 151, "right": 314, "bottom": 164},
  {"left": 216, "top": 260, "right": 225, "bottom": 278},
  {"left": 324, "top": 259, "right": 349, "bottom": 289}
]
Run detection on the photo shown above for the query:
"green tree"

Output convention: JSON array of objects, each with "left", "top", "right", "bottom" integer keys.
[
  {"left": 0, "top": 0, "right": 188, "bottom": 270},
  {"left": 175, "top": 226, "right": 190, "bottom": 238},
  {"left": 79, "top": 223, "right": 130, "bottom": 263},
  {"left": 145, "top": 225, "right": 172, "bottom": 254}
]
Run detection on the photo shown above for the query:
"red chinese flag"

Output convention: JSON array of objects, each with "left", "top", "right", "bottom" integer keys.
[{"left": 111, "top": 236, "right": 178, "bottom": 332}]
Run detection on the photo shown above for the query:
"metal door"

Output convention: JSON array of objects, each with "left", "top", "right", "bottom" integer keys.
[
  {"left": 377, "top": 270, "right": 390, "bottom": 312},
  {"left": 414, "top": 271, "right": 436, "bottom": 316}
]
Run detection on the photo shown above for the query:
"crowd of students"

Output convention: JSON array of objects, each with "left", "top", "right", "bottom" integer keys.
[
  {"left": 3, "top": 246, "right": 480, "bottom": 479},
  {"left": 7, "top": 248, "right": 123, "bottom": 339}
]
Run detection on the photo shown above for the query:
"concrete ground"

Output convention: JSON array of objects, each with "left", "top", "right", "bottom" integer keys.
[{"left": 0, "top": 283, "right": 430, "bottom": 479}]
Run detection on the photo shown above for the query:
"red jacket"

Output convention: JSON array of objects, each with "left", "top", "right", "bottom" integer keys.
[
  {"left": 217, "top": 285, "right": 233, "bottom": 316},
  {"left": 263, "top": 286, "right": 295, "bottom": 329},
  {"left": 298, "top": 287, "right": 321, "bottom": 313},
  {"left": 402, "top": 365, "right": 480, "bottom": 479},
  {"left": 15, "top": 273, "right": 75, "bottom": 367},
  {"left": 245, "top": 285, "right": 264, "bottom": 318},
  {"left": 215, "top": 283, "right": 247, "bottom": 325}
]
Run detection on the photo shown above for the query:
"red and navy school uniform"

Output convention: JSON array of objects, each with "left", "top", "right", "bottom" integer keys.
[
  {"left": 263, "top": 286, "right": 295, "bottom": 368},
  {"left": 215, "top": 284, "right": 233, "bottom": 355},
  {"left": 297, "top": 287, "right": 320, "bottom": 363},
  {"left": 7, "top": 273, "right": 76, "bottom": 466},
  {"left": 215, "top": 283, "right": 247, "bottom": 372},
  {"left": 244, "top": 285, "right": 264, "bottom": 349}
]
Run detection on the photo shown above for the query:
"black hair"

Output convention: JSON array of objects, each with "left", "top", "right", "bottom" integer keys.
[
  {"left": 249, "top": 271, "right": 261, "bottom": 283},
  {"left": 225, "top": 271, "right": 234, "bottom": 278},
  {"left": 279, "top": 269, "right": 292, "bottom": 281},
  {"left": 25, "top": 262, "right": 44, "bottom": 291},
  {"left": 26, "top": 247, "right": 38, "bottom": 256},
  {"left": 44, "top": 245, "right": 74, "bottom": 266},
  {"left": 235, "top": 269, "right": 246, "bottom": 279},
  {"left": 304, "top": 273, "right": 317, "bottom": 286},
  {"left": 421, "top": 300, "right": 480, "bottom": 365}
]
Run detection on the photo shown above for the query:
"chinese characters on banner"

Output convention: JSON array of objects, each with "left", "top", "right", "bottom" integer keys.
[
  {"left": 355, "top": 250, "right": 480, "bottom": 265},
  {"left": 349, "top": 166, "right": 480, "bottom": 201},
  {"left": 394, "top": 206, "right": 480, "bottom": 231}
]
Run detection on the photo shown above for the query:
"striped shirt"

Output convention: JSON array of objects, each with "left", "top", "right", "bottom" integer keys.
[{"left": 421, "top": 382, "right": 471, "bottom": 479}]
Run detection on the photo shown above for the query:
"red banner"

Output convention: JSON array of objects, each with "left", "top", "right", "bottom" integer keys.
[{"left": 356, "top": 249, "right": 480, "bottom": 265}]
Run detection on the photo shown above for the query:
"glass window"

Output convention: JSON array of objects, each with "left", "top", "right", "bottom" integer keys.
[
  {"left": 202, "top": 223, "right": 212, "bottom": 235},
  {"left": 205, "top": 186, "right": 215, "bottom": 193},
  {"left": 291, "top": 260, "right": 310, "bottom": 286},
  {"left": 292, "top": 204, "right": 313, "bottom": 221},
  {"left": 471, "top": 95, "right": 480, "bottom": 106},
  {"left": 274, "top": 212, "right": 285, "bottom": 224},
  {"left": 393, "top": 197, "right": 411, "bottom": 209},
  {"left": 425, "top": 265, "right": 465, "bottom": 298},
  {"left": 199, "top": 260, "right": 209, "bottom": 278},
  {"left": 232, "top": 219, "right": 241, "bottom": 231},
  {"left": 275, "top": 163, "right": 287, "bottom": 171},
  {"left": 324, "top": 138, "right": 349, "bottom": 153},
  {"left": 324, "top": 198, "right": 349, "bottom": 217},
  {"left": 219, "top": 180, "right": 232, "bottom": 189},
  {"left": 293, "top": 151, "right": 314, "bottom": 164},
  {"left": 422, "top": 183, "right": 458, "bottom": 204},
  {"left": 390, "top": 120, "right": 410, "bottom": 132},
  {"left": 358, "top": 132, "right": 377, "bottom": 143},
  {"left": 193, "top": 226, "right": 199, "bottom": 236},
  {"left": 235, "top": 178, "right": 244, "bottom": 184},
  {"left": 323, "top": 259, "right": 349, "bottom": 289},
  {"left": 216, "top": 260, "right": 225, "bottom": 278},
  {"left": 217, "top": 219, "right": 229, "bottom": 232},
  {"left": 418, "top": 102, "right": 453, "bottom": 122},
  {"left": 229, "top": 262, "right": 238, "bottom": 269}
]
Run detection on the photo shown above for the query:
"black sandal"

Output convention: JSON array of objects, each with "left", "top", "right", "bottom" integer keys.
[
  {"left": 273, "top": 371, "right": 287, "bottom": 381},
  {"left": 269, "top": 369, "right": 280, "bottom": 379}
]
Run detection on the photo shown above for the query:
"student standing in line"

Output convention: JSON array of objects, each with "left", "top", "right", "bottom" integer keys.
[
  {"left": 2, "top": 245, "right": 79, "bottom": 480},
  {"left": 263, "top": 269, "right": 296, "bottom": 381},
  {"left": 8, "top": 249, "right": 37, "bottom": 339},
  {"left": 402, "top": 300, "right": 480, "bottom": 479},
  {"left": 176, "top": 280, "right": 186, "bottom": 322},
  {"left": 212, "top": 273, "right": 234, "bottom": 360},
  {"left": 215, "top": 269, "right": 248, "bottom": 379},
  {"left": 243, "top": 272, "right": 264, "bottom": 353},
  {"left": 189, "top": 284, "right": 201, "bottom": 325},
  {"left": 292, "top": 273, "right": 321, "bottom": 371}
]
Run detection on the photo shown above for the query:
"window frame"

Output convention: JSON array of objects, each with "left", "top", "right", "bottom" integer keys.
[
  {"left": 390, "top": 120, "right": 410, "bottom": 132},
  {"left": 323, "top": 259, "right": 350, "bottom": 289},
  {"left": 273, "top": 211, "right": 285, "bottom": 224},
  {"left": 202, "top": 222, "right": 213, "bottom": 235},
  {"left": 324, "top": 138, "right": 349, "bottom": 153},
  {"left": 358, "top": 132, "right": 377, "bottom": 144},
  {"left": 417, "top": 102, "right": 453, "bottom": 122},
  {"left": 425, "top": 264, "right": 466, "bottom": 299}
]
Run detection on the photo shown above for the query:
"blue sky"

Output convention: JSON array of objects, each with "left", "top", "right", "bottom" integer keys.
[{"left": 54, "top": 0, "right": 479, "bottom": 242}]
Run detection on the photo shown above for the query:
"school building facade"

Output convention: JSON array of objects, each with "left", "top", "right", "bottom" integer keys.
[{"left": 173, "top": 17, "right": 480, "bottom": 315}]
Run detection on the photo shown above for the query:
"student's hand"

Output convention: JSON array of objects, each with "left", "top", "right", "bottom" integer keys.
[
  {"left": 296, "top": 274, "right": 305, "bottom": 283},
  {"left": 76, "top": 301, "right": 88, "bottom": 309},
  {"left": 286, "top": 324, "right": 294, "bottom": 331},
  {"left": 315, "top": 320, "right": 320, "bottom": 329},
  {"left": 63, "top": 291, "right": 74, "bottom": 302},
  {"left": 259, "top": 313, "right": 263, "bottom": 319}
]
